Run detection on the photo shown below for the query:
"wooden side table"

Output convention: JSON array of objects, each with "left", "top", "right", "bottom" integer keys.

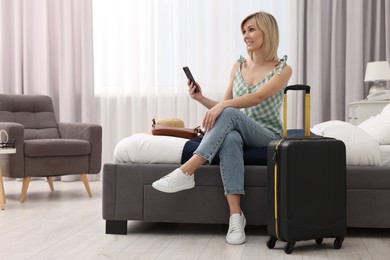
[{"left": 0, "top": 148, "right": 16, "bottom": 210}]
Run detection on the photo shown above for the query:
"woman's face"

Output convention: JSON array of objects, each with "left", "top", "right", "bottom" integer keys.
[{"left": 242, "top": 18, "right": 264, "bottom": 53}]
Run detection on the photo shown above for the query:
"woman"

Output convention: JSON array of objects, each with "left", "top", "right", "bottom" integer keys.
[{"left": 153, "top": 11, "right": 292, "bottom": 245}]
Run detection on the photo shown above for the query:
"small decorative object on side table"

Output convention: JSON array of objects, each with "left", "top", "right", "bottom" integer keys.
[{"left": 0, "top": 140, "right": 16, "bottom": 210}]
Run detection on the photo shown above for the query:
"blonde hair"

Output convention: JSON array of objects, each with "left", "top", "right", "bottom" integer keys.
[{"left": 241, "top": 11, "right": 279, "bottom": 61}]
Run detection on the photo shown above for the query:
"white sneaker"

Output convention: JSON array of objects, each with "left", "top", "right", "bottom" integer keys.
[
  {"left": 152, "top": 168, "right": 195, "bottom": 193},
  {"left": 226, "top": 211, "right": 246, "bottom": 245}
]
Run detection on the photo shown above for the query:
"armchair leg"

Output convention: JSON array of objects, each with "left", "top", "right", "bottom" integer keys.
[
  {"left": 47, "top": 177, "right": 54, "bottom": 191},
  {"left": 80, "top": 174, "right": 92, "bottom": 197},
  {"left": 20, "top": 177, "right": 31, "bottom": 203}
]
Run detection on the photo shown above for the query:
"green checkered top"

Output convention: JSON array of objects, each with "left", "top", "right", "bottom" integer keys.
[{"left": 232, "top": 55, "right": 288, "bottom": 135}]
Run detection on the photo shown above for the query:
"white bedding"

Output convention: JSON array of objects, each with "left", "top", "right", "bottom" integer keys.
[
  {"left": 380, "top": 145, "right": 390, "bottom": 167},
  {"left": 114, "top": 133, "right": 187, "bottom": 164},
  {"left": 114, "top": 104, "right": 390, "bottom": 166},
  {"left": 320, "top": 122, "right": 381, "bottom": 166},
  {"left": 310, "top": 103, "right": 390, "bottom": 166},
  {"left": 113, "top": 130, "right": 390, "bottom": 166}
]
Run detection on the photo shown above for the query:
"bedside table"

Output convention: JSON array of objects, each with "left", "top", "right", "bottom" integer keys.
[{"left": 347, "top": 100, "right": 390, "bottom": 125}]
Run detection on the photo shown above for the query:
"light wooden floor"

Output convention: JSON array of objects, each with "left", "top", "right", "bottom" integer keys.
[{"left": 1, "top": 180, "right": 390, "bottom": 260}]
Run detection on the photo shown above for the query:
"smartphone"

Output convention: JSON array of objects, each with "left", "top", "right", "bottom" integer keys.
[{"left": 183, "top": 66, "right": 200, "bottom": 93}]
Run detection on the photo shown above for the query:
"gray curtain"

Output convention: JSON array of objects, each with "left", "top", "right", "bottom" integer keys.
[{"left": 297, "top": 0, "right": 390, "bottom": 125}]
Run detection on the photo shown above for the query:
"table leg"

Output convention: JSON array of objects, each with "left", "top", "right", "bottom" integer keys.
[{"left": 0, "top": 167, "right": 5, "bottom": 210}]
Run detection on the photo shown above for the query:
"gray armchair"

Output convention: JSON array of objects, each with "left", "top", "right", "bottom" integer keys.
[{"left": 0, "top": 94, "right": 102, "bottom": 202}]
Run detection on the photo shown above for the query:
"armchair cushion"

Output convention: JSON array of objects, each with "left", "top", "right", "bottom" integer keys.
[{"left": 24, "top": 139, "right": 90, "bottom": 157}]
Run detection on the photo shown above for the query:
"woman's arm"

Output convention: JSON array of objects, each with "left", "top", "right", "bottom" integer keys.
[
  {"left": 202, "top": 64, "right": 292, "bottom": 130},
  {"left": 223, "top": 64, "right": 292, "bottom": 108}
]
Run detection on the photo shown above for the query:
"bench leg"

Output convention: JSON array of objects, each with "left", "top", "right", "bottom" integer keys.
[{"left": 105, "top": 220, "right": 127, "bottom": 235}]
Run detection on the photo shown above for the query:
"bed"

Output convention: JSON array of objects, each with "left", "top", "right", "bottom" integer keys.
[{"left": 103, "top": 105, "right": 390, "bottom": 234}]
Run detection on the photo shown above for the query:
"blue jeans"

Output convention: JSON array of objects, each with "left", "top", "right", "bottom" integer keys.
[{"left": 194, "top": 107, "right": 280, "bottom": 195}]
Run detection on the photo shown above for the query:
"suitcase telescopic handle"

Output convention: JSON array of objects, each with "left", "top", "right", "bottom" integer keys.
[
  {"left": 284, "top": 84, "right": 310, "bottom": 94},
  {"left": 282, "top": 84, "right": 311, "bottom": 138}
]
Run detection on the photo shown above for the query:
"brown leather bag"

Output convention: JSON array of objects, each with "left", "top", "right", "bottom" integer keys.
[{"left": 151, "top": 118, "right": 204, "bottom": 139}]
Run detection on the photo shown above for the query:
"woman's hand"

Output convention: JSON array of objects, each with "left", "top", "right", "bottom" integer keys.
[
  {"left": 187, "top": 80, "right": 203, "bottom": 101},
  {"left": 202, "top": 102, "right": 225, "bottom": 131}
]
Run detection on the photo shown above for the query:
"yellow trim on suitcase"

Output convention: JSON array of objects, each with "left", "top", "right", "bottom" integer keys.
[
  {"left": 304, "top": 93, "right": 310, "bottom": 137},
  {"left": 282, "top": 95, "right": 288, "bottom": 138},
  {"left": 273, "top": 139, "right": 283, "bottom": 240},
  {"left": 283, "top": 90, "right": 311, "bottom": 138}
]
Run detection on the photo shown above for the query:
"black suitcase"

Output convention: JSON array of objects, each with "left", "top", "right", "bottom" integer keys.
[{"left": 266, "top": 85, "right": 346, "bottom": 254}]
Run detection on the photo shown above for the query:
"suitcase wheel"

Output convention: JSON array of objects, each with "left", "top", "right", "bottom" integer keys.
[
  {"left": 266, "top": 236, "right": 277, "bottom": 249},
  {"left": 334, "top": 237, "right": 344, "bottom": 249},
  {"left": 284, "top": 241, "right": 295, "bottom": 254},
  {"left": 315, "top": 238, "right": 323, "bottom": 245}
]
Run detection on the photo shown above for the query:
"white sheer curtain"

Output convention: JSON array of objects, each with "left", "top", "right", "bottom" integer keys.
[{"left": 92, "top": 0, "right": 299, "bottom": 164}]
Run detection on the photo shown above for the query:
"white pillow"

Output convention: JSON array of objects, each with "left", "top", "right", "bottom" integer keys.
[
  {"left": 381, "top": 103, "right": 390, "bottom": 117},
  {"left": 358, "top": 114, "right": 390, "bottom": 145},
  {"left": 310, "top": 120, "right": 351, "bottom": 136},
  {"left": 323, "top": 124, "right": 381, "bottom": 166},
  {"left": 113, "top": 133, "right": 188, "bottom": 164}
]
